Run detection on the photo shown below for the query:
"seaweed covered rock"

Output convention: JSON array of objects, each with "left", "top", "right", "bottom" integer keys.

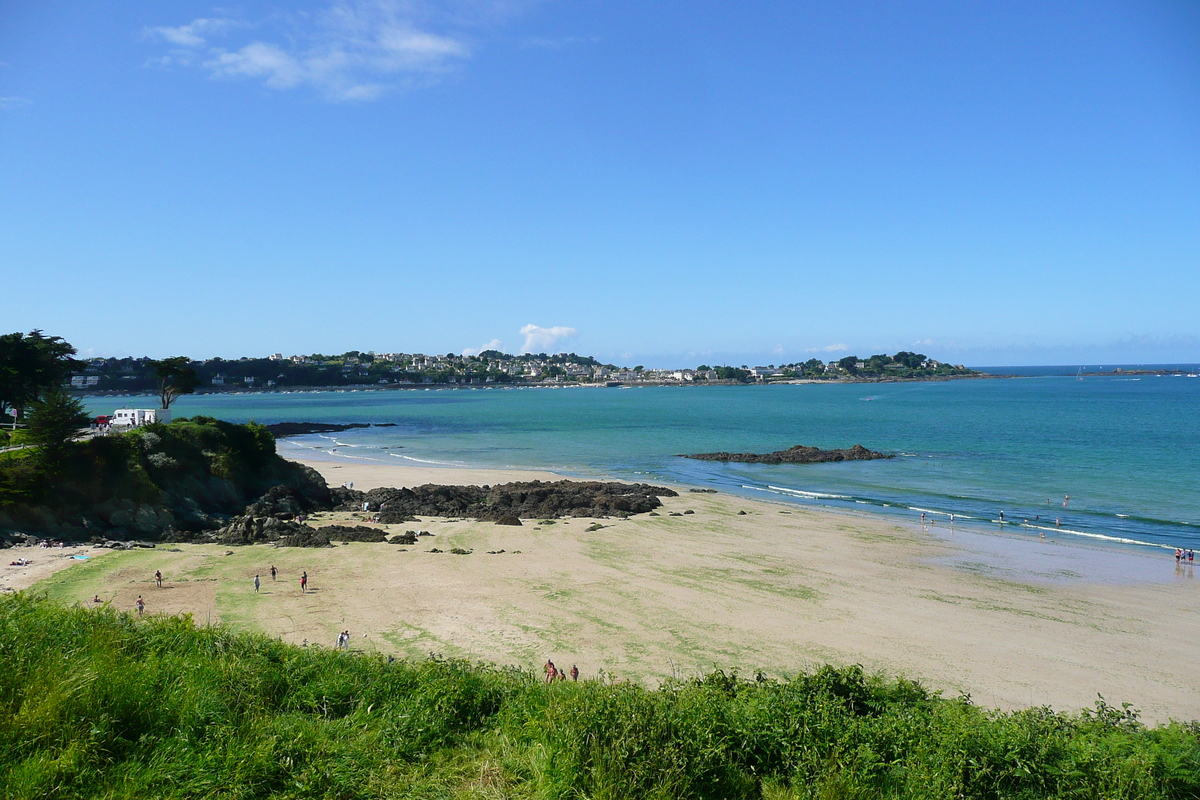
[
  {"left": 314, "top": 525, "right": 387, "bottom": 543},
  {"left": 341, "top": 480, "right": 677, "bottom": 522},
  {"left": 681, "top": 444, "right": 892, "bottom": 464},
  {"left": 215, "top": 515, "right": 311, "bottom": 545}
]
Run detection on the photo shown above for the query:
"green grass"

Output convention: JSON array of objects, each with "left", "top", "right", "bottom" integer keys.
[{"left": 2, "top": 594, "right": 1198, "bottom": 799}]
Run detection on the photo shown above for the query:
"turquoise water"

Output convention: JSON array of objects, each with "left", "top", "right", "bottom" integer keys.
[{"left": 88, "top": 375, "right": 1200, "bottom": 552}]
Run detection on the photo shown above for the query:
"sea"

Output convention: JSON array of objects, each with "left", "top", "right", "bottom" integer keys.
[{"left": 86, "top": 368, "right": 1200, "bottom": 558}]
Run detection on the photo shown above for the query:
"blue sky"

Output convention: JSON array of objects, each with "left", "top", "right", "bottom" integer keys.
[{"left": 2, "top": 1, "right": 1198, "bottom": 366}]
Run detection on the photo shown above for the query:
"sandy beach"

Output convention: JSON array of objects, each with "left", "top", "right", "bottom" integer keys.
[{"left": 19, "top": 454, "right": 1200, "bottom": 725}]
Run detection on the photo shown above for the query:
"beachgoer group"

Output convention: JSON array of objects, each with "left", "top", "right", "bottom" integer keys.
[
  {"left": 336, "top": 630, "right": 351, "bottom": 650},
  {"left": 544, "top": 659, "right": 580, "bottom": 683}
]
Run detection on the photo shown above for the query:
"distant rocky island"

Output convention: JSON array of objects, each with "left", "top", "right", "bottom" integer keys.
[
  {"left": 264, "top": 422, "right": 396, "bottom": 437},
  {"left": 681, "top": 444, "right": 892, "bottom": 464}
]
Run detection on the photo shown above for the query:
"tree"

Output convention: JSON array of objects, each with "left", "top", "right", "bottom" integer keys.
[
  {"left": 892, "top": 351, "right": 926, "bottom": 370},
  {"left": 152, "top": 357, "right": 200, "bottom": 410},
  {"left": 837, "top": 356, "right": 861, "bottom": 374},
  {"left": 0, "top": 330, "right": 80, "bottom": 427},
  {"left": 25, "top": 387, "right": 90, "bottom": 470}
]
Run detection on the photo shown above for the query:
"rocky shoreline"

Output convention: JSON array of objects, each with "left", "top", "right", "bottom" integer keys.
[{"left": 681, "top": 444, "right": 892, "bottom": 464}]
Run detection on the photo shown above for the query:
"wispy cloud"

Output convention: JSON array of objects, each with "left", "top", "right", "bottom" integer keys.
[
  {"left": 520, "top": 324, "right": 577, "bottom": 354},
  {"left": 462, "top": 338, "right": 504, "bottom": 356},
  {"left": 807, "top": 343, "right": 849, "bottom": 353},
  {"left": 0, "top": 96, "right": 32, "bottom": 110},
  {"left": 147, "top": 17, "right": 242, "bottom": 48},
  {"left": 145, "top": 1, "right": 477, "bottom": 101}
]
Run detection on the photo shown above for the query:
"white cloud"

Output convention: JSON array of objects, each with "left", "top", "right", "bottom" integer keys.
[
  {"left": 520, "top": 324, "right": 577, "bottom": 354},
  {"left": 807, "top": 343, "right": 849, "bottom": 353},
  {"left": 146, "top": 17, "right": 241, "bottom": 48},
  {"left": 462, "top": 339, "right": 504, "bottom": 357},
  {"left": 207, "top": 43, "right": 307, "bottom": 89},
  {"left": 147, "top": 2, "right": 476, "bottom": 101},
  {"left": 771, "top": 344, "right": 785, "bottom": 356},
  {"left": 0, "top": 96, "right": 31, "bottom": 110}
]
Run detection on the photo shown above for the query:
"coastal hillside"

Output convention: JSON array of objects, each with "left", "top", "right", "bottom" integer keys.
[
  {"left": 2, "top": 593, "right": 1196, "bottom": 800},
  {"left": 0, "top": 417, "right": 330, "bottom": 541}
]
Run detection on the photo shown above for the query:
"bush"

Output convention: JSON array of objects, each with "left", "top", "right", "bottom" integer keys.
[{"left": 0, "top": 595, "right": 1197, "bottom": 799}]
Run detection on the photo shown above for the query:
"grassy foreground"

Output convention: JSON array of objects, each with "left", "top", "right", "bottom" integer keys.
[{"left": 2, "top": 595, "right": 1198, "bottom": 799}]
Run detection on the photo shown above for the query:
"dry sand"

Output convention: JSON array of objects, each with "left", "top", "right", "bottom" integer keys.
[{"left": 19, "top": 455, "right": 1200, "bottom": 724}]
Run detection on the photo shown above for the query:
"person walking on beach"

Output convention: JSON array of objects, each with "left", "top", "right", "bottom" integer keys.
[
  {"left": 300, "top": 571, "right": 308, "bottom": 592},
  {"left": 1189, "top": 550, "right": 1195, "bottom": 564},
  {"left": 154, "top": 570, "right": 162, "bottom": 588},
  {"left": 270, "top": 565, "right": 277, "bottom": 581},
  {"left": 544, "top": 660, "right": 557, "bottom": 684},
  {"left": 135, "top": 596, "right": 145, "bottom": 617},
  {"left": 1176, "top": 549, "right": 1182, "bottom": 565},
  {"left": 569, "top": 664, "right": 579, "bottom": 681},
  {"left": 254, "top": 574, "right": 261, "bottom": 593}
]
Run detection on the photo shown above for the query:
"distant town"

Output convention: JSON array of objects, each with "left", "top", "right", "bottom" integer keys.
[{"left": 66, "top": 349, "right": 979, "bottom": 393}]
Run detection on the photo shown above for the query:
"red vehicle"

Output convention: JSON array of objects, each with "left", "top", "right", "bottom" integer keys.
[{"left": 95, "top": 415, "right": 110, "bottom": 426}]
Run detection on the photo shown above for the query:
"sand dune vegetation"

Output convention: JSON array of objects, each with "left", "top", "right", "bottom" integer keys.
[{"left": 3, "top": 593, "right": 1198, "bottom": 800}]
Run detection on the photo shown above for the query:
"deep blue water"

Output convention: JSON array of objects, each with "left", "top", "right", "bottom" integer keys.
[{"left": 87, "top": 374, "right": 1200, "bottom": 552}]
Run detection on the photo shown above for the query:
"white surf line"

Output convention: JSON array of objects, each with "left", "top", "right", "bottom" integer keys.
[
  {"left": 389, "top": 453, "right": 468, "bottom": 467},
  {"left": 765, "top": 485, "right": 853, "bottom": 500},
  {"left": 1022, "top": 523, "right": 1176, "bottom": 550}
]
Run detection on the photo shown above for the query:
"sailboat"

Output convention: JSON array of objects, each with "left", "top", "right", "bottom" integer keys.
[{"left": 1076, "top": 367, "right": 1083, "bottom": 381}]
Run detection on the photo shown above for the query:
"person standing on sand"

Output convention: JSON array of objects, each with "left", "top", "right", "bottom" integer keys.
[
  {"left": 301, "top": 571, "right": 308, "bottom": 592},
  {"left": 254, "top": 574, "right": 261, "bottom": 593},
  {"left": 569, "top": 665, "right": 579, "bottom": 681},
  {"left": 544, "top": 660, "right": 557, "bottom": 684},
  {"left": 154, "top": 570, "right": 162, "bottom": 588},
  {"left": 135, "top": 596, "right": 145, "bottom": 617},
  {"left": 270, "top": 565, "right": 277, "bottom": 581}
]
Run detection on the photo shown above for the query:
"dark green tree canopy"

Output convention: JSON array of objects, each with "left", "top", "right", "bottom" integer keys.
[
  {"left": 0, "top": 330, "right": 80, "bottom": 423},
  {"left": 152, "top": 357, "right": 201, "bottom": 410},
  {"left": 25, "top": 387, "right": 90, "bottom": 470}
]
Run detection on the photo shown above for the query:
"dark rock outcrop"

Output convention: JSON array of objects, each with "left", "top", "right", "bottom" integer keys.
[
  {"left": 211, "top": 517, "right": 388, "bottom": 547},
  {"left": 681, "top": 444, "right": 892, "bottom": 464},
  {"left": 315, "top": 525, "right": 387, "bottom": 543},
  {"left": 264, "top": 422, "right": 371, "bottom": 437},
  {"left": 336, "top": 480, "right": 677, "bottom": 522}
]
